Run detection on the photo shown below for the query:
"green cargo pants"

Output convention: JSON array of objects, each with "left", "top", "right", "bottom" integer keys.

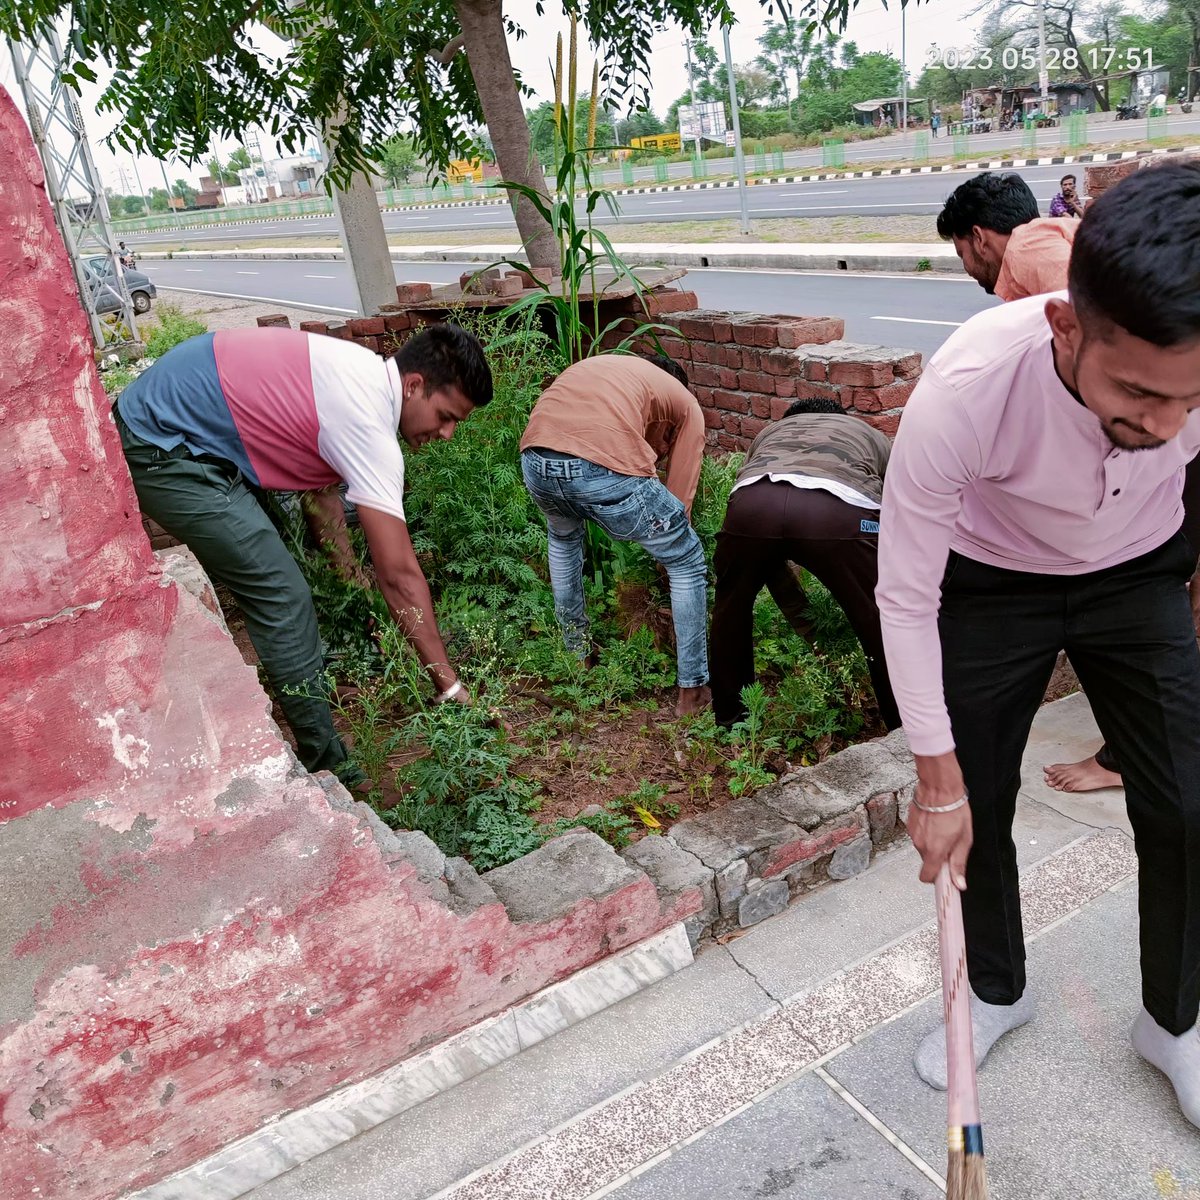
[{"left": 116, "top": 408, "right": 360, "bottom": 783}]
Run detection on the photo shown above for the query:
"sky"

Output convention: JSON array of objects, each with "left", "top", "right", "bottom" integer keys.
[{"left": 0, "top": 0, "right": 983, "bottom": 193}]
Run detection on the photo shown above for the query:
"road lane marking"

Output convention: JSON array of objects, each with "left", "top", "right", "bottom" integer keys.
[
  {"left": 304, "top": 274, "right": 336, "bottom": 278},
  {"left": 646, "top": 199, "right": 684, "bottom": 204},
  {"left": 184, "top": 268, "right": 203, "bottom": 272},
  {"left": 235, "top": 270, "right": 259, "bottom": 275},
  {"left": 872, "top": 315, "right": 964, "bottom": 326},
  {"left": 778, "top": 189, "right": 849, "bottom": 196},
  {"left": 155, "top": 284, "right": 355, "bottom": 314}
]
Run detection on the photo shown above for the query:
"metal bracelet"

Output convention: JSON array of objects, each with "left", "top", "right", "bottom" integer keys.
[
  {"left": 436, "top": 680, "right": 464, "bottom": 703},
  {"left": 911, "top": 793, "right": 969, "bottom": 814}
]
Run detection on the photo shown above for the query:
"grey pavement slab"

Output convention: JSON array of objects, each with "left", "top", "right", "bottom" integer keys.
[
  {"left": 607, "top": 1072, "right": 942, "bottom": 1200},
  {"left": 723, "top": 789, "right": 1090, "bottom": 1003},
  {"left": 245, "top": 944, "right": 774, "bottom": 1200},
  {"left": 826, "top": 880, "right": 1200, "bottom": 1200}
]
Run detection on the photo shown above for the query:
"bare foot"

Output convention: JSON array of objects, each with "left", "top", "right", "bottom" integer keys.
[
  {"left": 675, "top": 685, "right": 712, "bottom": 718},
  {"left": 1043, "top": 755, "right": 1123, "bottom": 793}
]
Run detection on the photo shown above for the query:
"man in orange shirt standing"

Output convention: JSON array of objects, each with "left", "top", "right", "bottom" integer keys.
[
  {"left": 936, "top": 172, "right": 1078, "bottom": 299},
  {"left": 521, "top": 354, "right": 710, "bottom": 716}
]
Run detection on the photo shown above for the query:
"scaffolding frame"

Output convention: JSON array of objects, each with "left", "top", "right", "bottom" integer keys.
[{"left": 8, "top": 30, "right": 139, "bottom": 347}]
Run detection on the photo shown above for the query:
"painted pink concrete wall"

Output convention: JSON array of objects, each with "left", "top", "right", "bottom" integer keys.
[{"left": 0, "top": 86, "right": 692, "bottom": 1200}]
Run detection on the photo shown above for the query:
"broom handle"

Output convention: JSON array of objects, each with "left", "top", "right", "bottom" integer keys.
[{"left": 936, "top": 862, "right": 981, "bottom": 1128}]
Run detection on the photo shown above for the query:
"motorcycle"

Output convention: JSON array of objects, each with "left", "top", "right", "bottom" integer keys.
[
  {"left": 1115, "top": 101, "right": 1142, "bottom": 120},
  {"left": 1180, "top": 89, "right": 1194, "bottom": 114}
]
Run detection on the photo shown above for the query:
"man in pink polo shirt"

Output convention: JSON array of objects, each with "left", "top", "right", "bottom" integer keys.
[
  {"left": 878, "top": 163, "right": 1200, "bottom": 1125},
  {"left": 115, "top": 323, "right": 492, "bottom": 784}
]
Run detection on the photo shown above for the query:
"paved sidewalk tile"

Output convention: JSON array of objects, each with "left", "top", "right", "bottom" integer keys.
[
  {"left": 826, "top": 881, "right": 1200, "bottom": 1200},
  {"left": 607, "top": 1073, "right": 942, "bottom": 1200}
]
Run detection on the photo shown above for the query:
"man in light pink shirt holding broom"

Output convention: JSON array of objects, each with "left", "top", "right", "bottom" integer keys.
[{"left": 877, "top": 162, "right": 1200, "bottom": 1127}]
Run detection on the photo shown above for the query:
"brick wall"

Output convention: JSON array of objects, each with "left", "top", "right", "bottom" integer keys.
[
  {"left": 1086, "top": 150, "right": 1200, "bottom": 201},
  {"left": 256, "top": 282, "right": 923, "bottom": 448}
]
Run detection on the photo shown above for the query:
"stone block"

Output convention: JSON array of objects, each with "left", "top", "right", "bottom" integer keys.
[
  {"left": 866, "top": 793, "right": 899, "bottom": 845},
  {"left": 671, "top": 795, "right": 801, "bottom": 871},
  {"left": 643, "top": 289, "right": 700, "bottom": 316},
  {"left": 443, "top": 856, "right": 502, "bottom": 915},
  {"left": 396, "top": 282, "right": 434, "bottom": 305},
  {"left": 488, "top": 274, "right": 523, "bottom": 297},
  {"left": 623, "top": 836, "right": 716, "bottom": 928},
  {"left": 738, "top": 879, "right": 789, "bottom": 927},
  {"left": 483, "top": 828, "right": 645, "bottom": 922},
  {"left": 155, "top": 546, "right": 227, "bottom": 633},
  {"left": 715, "top": 859, "right": 750, "bottom": 915},
  {"left": 757, "top": 812, "right": 867, "bottom": 879},
  {"left": 299, "top": 320, "right": 329, "bottom": 335},
  {"left": 255, "top": 314, "right": 290, "bottom": 328},
  {"left": 325, "top": 320, "right": 352, "bottom": 339},
  {"left": 776, "top": 316, "right": 845, "bottom": 347},
  {"left": 828, "top": 836, "right": 872, "bottom": 880}
]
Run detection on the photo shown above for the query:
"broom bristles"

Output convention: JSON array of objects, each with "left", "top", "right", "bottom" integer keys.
[{"left": 946, "top": 1130, "right": 989, "bottom": 1200}]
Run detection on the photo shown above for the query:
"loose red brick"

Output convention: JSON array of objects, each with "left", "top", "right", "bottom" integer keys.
[
  {"left": 325, "top": 321, "right": 352, "bottom": 339},
  {"left": 861, "top": 411, "right": 903, "bottom": 437},
  {"left": 713, "top": 389, "right": 751, "bottom": 415},
  {"left": 690, "top": 363, "right": 721, "bottom": 388},
  {"left": 871, "top": 379, "right": 918, "bottom": 409},
  {"left": 515, "top": 266, "right": 554, "bottom": 288},
  {"left": 299, "top": 320, "right": 328, "bottom": 335},
  {"left": 396, "top": 282, "right": 434, "bottom": 305},
  {"left": 487, "top": 275, "right": 523, "bottom": 297},
  {"left": 775, "top": 376, "right": 797, "bottom": 398},
  {"left": 644, "top": 289, "right": 700, "bottom": 316},
  {"left": 678, "top": 314, "right": 716, "bottom": 340},
  {"left": 848, "top": 387, "right": 884, "bottom": 413},
  {"left": 349, "top": 316, "right": 385, "bottom": 336},
  {"left": 737, "top": 370, "right": 775, "bottom": 394},
  {"left": 750, "top": 394, "right": 772, "bottom": 418},
  {"left": 893, "top": 352, "right": 923, "bottom": 379},
  {"left": 829, "top": 361, "right": 894, "bottom": 388},
  {"left": 384, "top": 314, "right": 412, "bottom": 333},
  {"left": 741, "top": 416, "right": 767, "bottom": 440},
  {"left": 777, "top": 317, "right": 845, "bottom": 347},
  {"left": 255, "top": 314, "right": 291, "bottom": 328}
]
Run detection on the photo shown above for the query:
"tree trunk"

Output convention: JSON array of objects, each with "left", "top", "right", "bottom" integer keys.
[{"left": 453, "top": 0, "right": 558, "bottom": 271}]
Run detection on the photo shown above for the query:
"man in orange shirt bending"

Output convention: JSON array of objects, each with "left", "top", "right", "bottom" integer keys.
[
  {"left": 520, "top": 354, "right": 711, "bottom": 716},
  {"left": 936, "top": 171, "right": 1077, "bottom": 299}
]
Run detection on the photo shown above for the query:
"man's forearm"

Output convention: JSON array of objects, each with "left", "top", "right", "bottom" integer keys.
[
  {"left": 377, "top": 571, "right": 456, "bottom": 693},
  {"left": 302, "top": 488, "right": 363, "bottom": 583}
]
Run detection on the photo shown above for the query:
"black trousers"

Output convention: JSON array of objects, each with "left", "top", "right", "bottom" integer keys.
[
  {"left": 941, "top": 534, "right": 1200, "bottom": 1034},
  {"left": 710, "top": 480, "right": 900, "bottom": 730}
]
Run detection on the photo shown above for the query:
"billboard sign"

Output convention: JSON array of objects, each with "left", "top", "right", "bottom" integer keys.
[{"left": 678, "top": 100, "right": 728, "bottom": 142}]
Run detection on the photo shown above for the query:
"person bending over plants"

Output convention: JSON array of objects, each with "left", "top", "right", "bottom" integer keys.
[
  {"left": 520, "top": 353, "right": 711, "bottom": 717},
  {"left": 114, "top": 322, "right": 493, "bottom": 785}
]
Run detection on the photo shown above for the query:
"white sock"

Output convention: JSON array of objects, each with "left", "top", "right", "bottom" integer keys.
[
  {"left": 1132, "top": 1008, "right": 1200, "bottom": 1128},
  {"left": 914, "top": 989, "right": 1036, "bottom": 1091}
]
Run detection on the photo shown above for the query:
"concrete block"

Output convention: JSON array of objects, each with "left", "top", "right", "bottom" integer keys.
[
  {"left": 672, "top": 795, "right": 801, "bottom": 872},
  {"left": 715, "top": 859, "right": 750, "bottom": 916},
  {"left": 866, "top": 793, "right": 899, "bottom": 845},
  {"left": 827, "top": 836, "right": 872, "bottom": 880},
  {"left": 483, "top": 828, "right": 645, "bottom": 923},
  {"left": 738, "top": 879, "right": 789, "bottom": 927},
  {"left": 622, "top": 836, "right": 717, "bottom": 928},
  {"left": 444, "top": 856, "right": 501, "bottom": 915}
]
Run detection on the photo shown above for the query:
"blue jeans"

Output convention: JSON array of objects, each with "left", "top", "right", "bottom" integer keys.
[{"left": 521, "top": 449, "right": 710, "bottom": 688}]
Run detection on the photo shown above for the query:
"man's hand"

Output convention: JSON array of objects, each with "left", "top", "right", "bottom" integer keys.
[
  {"left": 437, "top": 682, "right": 473, "bottom": 707},
  {"left": 908, "top": 750, "right": 972, "bottom": 889},
  {"left": 1189, "top": 566, "right": 1200, "bottom": 636}
]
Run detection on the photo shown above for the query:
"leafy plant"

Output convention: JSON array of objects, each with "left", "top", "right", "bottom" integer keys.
[
  {"left": 143, "top": 305, "right": 207, "bottom": 358},
  {"left": 621, "top": 780, "right": 679, "bottom": 829},
  {"left": 727, "top": 682, "right": 781, "bottom": 797},
  {"left": 550, "top": 800, "right": 636, "bottom": 849}
]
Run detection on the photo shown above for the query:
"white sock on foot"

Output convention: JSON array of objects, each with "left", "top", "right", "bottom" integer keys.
[
  {"left": 1132, "top": 1008, "right": 1200, "bottom": 1128},
  {"left": 913, "top": 989, "right": 1036, "bottom": 1090}
]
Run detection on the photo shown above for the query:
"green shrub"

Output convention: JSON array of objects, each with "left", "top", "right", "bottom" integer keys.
[{"left": 144, "top": 305, "right": 208, "bottom": 359}]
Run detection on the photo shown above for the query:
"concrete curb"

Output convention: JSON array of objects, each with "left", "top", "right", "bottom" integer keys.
[
  {"left": 118, "top": 144, "right": 1200, "bottom": 238},
  {"left": 140, "top": 242, "right": 966, "bottom": 276}
]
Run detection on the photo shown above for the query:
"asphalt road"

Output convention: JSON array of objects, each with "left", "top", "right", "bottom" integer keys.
[
  {"left": 145, "top": 258, "right": 999, "bottom": 360},
  {"left": 124, "top": 165, "right": 1111, "bottom": 247}
]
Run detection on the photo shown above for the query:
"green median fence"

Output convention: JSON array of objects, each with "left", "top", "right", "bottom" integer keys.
[
  {"left": 952, "top": 130, "right": 970, "bottom": 159},
  {"left": 652, "top": 157, "right": 669, "bottom": 183},
  {"left": 1060, "top": 111, "right": 1087, "bottom": 149},
  {"left": 753, "top": 143, "right": 767, "bottom": 173},
  {"left": 621, "top": 158, "right": 635, "bottom": 185},
  {"left": 913, "top": 131, "right": 930, "bottom": 162},
  {"left": 1147, "top": 109, "right": 1168, "bottom": 140},
  {"left": 692, "top": 152, "right": 708, "bottom": 179},
  {"left": 1022, "top": 120, "right": 1038, "bottom": 155},
  {"left": 820, "top": 138, "right": 845, "bottom": 168},
  {"left": 772, "top": 148, "right": 786, "bottom": 172}
]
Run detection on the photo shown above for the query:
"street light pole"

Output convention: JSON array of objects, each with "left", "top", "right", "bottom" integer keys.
[
  {"left": 900, "top": 3, "right": 908, "bottom": 130},
  {"left": 684, "top": 38, "right": 702, "bottom": 158},
  {"left": 130, "top": 158, "right": 151, "bottom": 216},
  {"left": 1036, "top": 0, "right": 1050, "bottom": 112},
  {"left": 721, "top": 22, "right": 751, "bottom": 235}
]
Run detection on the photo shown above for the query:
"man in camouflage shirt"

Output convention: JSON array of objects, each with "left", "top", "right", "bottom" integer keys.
[{"left": 710, "top": 397, "right": 900, "bottom": 729}]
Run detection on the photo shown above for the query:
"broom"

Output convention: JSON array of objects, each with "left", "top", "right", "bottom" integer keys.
[{"left": 936, "top": 862, "right": 990, "bottom": 1199}]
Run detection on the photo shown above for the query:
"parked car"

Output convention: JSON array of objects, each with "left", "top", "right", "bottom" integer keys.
[{"left": 84, "top": 257, "right": 157, "bottom": 314}]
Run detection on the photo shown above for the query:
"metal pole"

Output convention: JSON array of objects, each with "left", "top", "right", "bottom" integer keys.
[
  {"left": 900, "top": 4, "right": 908, "bottom": 130},
  {"left": 158, "top": 159, "right": 181, "bottom": 227},
  {"left": 1036, "top": 0, "right": 1050, "bottom": 111},
  {"left": 721, "top": 23, "right": 751, "bottom": 235},
  {"left": 685, "top": 38, "right": 702, "bottom": 157},
  {"left": 130, "top": 158, "right": 151, "bottom": 216}
]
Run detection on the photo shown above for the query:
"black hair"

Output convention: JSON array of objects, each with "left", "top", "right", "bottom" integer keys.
[
  {"left": 783, "top": 397, "right": 845, "bottom": 418},
  {"left": 935, "top": 173, "right": 1040, "bottom": 240},
  {"left": 1060, "top": 173, "right": 1076, "bottom": 185},
  {"left": 640, "top": 351, "right": 690, "bottom": 389},
  {"left": 392, "top": 323, "right": 493, "bottom": 406},
  {"left": 1069, "top": 161, "right": 1200, "bottom": 347}
]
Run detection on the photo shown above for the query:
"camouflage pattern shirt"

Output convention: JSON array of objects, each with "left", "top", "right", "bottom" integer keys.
[{"left": 734, "top": 413, "right": 891, "bottom": 507}]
